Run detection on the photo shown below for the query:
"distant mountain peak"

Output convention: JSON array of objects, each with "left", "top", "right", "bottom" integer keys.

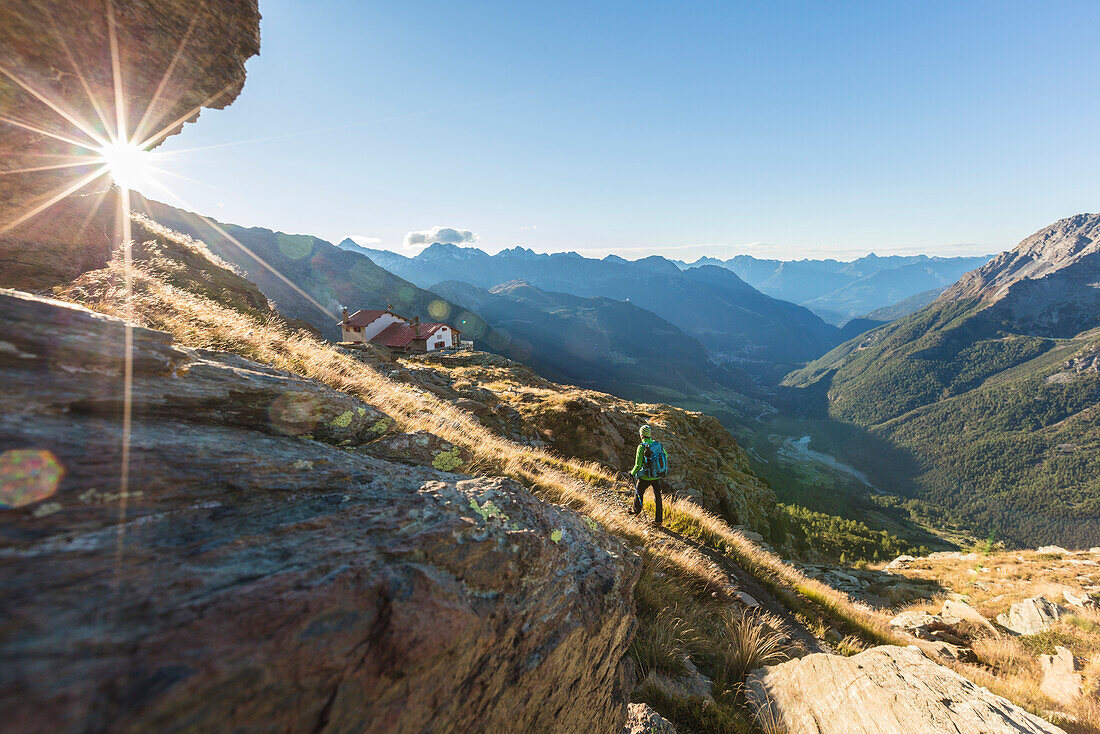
[
  {"left": 417, "top": 242, "right": 485, "bottom": 260},
  {"left": 499, "top": 245, "right": 538, "bottom": 258},
  {"left": 337, "top": 237, "right": 366, "bottom": 251}
]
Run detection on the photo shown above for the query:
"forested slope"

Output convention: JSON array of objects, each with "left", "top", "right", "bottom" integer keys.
[{"left": 785, "top": 215, "right": 1100, "bottom": 547}]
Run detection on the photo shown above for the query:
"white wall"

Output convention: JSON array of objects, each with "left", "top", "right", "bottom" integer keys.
[
  {"left": 362, "top": 312, "right": 405, "bottom": 341},
  {"left": 341, "top": 312, "right": 406, "bottom": 343},
  {"left": 425, "top": 326, "right": 451, "bottom": 352}
]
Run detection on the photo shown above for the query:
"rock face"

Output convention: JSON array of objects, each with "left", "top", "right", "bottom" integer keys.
[
  {"left": 890, "top": 610, "right": 938, "bottom": 637},
  {"left": 0, "top": 0, "right": 260, "bottom": 287},
  {"left": 0, "top": 290, "right": 640, "bottom": 733},
  {"left": 1039, "top": 646, "right": 1082, "bottom": 706},
  {"left": 940, "top": 214, "right": 1100, "bottom": 337},
  {"left": 747, "top": 646, "right": 1066, "bottom": 734},
  {"left": 996, "top": 596, "right": 1068, "bottom": 635}
]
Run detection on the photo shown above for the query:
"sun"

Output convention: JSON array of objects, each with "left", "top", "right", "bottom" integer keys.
[{"left": 96, "top": 139, "right": 155, "bottom": 191}]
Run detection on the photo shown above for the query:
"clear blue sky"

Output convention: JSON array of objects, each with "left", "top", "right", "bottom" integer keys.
[{"left": 152, "top": 0, "right": 1100, "bottom": 260}]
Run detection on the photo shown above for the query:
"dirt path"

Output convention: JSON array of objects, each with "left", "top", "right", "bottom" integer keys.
[{"left": 656, "top": 525, "right": 828, "bottom": 655}]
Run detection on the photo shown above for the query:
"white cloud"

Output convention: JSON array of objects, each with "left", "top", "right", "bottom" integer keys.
[
  {"left": 403, "top": 226, "right": 477, "bottom": 251},
  {"left": 346, "top": 234, "right": 382, "bottom": 246}
]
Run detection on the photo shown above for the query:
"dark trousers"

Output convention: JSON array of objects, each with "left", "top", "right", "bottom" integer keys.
[{"left": 633, "top": 478, "right": 663, "bottom": 524}]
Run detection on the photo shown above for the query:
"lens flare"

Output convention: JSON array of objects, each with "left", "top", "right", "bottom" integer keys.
[
  {"left": 96, "top": 139, "right": 154, "bottom": 191},
  {"left": 268, "top": 392, "right": 322, "bottom": 436},
  {"left": 0, "top": 449, "right": 64, "bottom": 508},
  {"left": 428, "top": 300, "right": 450, "bottom": 320}
]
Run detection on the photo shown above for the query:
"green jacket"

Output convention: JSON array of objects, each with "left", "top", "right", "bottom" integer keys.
[{"left": 631, "top": 438, "right": 659, "bottom": 481}]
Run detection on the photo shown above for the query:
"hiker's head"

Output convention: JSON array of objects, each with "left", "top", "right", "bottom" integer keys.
[{"left": 639, "top": 424, "right": 652, "bottom": 440}]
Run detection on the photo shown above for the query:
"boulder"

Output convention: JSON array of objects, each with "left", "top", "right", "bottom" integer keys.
[
  {"left": 623, "top": 703, "right": 677, "bottom": 734},
  {"left": 747, "top": 646, "right": 1066, "bottom": 734},
  {"left": 1037, "top": 546, "right": 1070, "bottom": 555},
  {"left": 886, "top": 554, "right": 916, "bottom": 570},
  {"left": 736, "top": 590, "right": 761, "bottom": 608},
  {"left": 0, "top": 291, "right": 641, "bottom": 734},
  {"left": 453, "top": 397, "right": 492, "bottom": 416},
  {"left": 996, "top": 597, "right": 1068, "bottom": 635},
  {"left": 925, "top": 641, "right": 975, "bottom": 664},
  {"left": 1062, "top": 588, "right": 1098, "bottom": 610},
  {"left": 644, "top": 658, "right": 715, "bottom": 705},
  {"left": 1039, "top": 646, "right": 1082, "bottom": 706},
  {"left": 890, "top": 610, "right": 937, "bottom": 638},
  {"left": 941, "top": 599, "right": 998, "bottom": 634},
  {"left": 362, "top": 429, "right": 469, "bottom": 472}
]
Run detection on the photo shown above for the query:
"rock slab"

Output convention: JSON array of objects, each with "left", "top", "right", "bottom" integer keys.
[{"left": 747, "top": 645, "right": 1066, "bottom": 734}]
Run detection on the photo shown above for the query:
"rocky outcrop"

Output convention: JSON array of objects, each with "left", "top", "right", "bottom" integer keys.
[
  {"left": 1039, "top": 646, "right": 1082, "bottom": 706},
  {"left": 941, "top": 599, "right": 997, "bottom": 634},
  {"left": 0, "top": 0, "right": 260, "bottom": 288},
  {"left": 747, "top": 646, "right": 1066, "bottom": 734},
  {"left": 996, "top": 596, "right": 1068, "bottom": 635},
  {"left": 389, "top": 351, "right": 776, "bottom": 530},
  {"left": 886, "top": 603, "right": 984, "bottom": 660},
  {"left": 0, "top": 290, "right": 640, "bottom": 733}
]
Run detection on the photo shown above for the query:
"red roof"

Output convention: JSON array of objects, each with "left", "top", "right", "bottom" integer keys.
[
  {"left": 341, "top": 309, "right": 396, "bottom": 327},
  {"left": 370, "top": 322, "right": 450, "bottom": 348}
]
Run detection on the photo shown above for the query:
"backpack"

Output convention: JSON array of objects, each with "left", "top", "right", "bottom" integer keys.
[{"left": 642, "top": 441, "right": 668, "bottom": 478}]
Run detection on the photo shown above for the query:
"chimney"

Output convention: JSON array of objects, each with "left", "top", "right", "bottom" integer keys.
[
  {"left": 412, "top": 316, "right": 420, "bottom": 338},
  {"left": 341, "top": 306, "right": 348, "bottom": 324}
]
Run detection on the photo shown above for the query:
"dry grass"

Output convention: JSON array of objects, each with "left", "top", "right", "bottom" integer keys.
[
  {"left": 630, "top": 605, "right": 696, "bottom": 679},
  {"left": 750, "top": 696, "right": 787, "bottom": 734},
  {"left": 700, "top": 607, "right": 789, "bottom": 703},
  {"left": 658, "top": 497, "right": 910, "bottom": 648}
]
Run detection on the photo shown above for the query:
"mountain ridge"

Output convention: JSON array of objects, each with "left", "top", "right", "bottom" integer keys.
[
  {"left": 674, "top": 252, "right": 994, "bottom": 324},
  {"left": 343, "top": 240, "right": 842, "bottom": 383},
  {"left": 783, "top": 213, "right": 1100, "bottom": 547}
]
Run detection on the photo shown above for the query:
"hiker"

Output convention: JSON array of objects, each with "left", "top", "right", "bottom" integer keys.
[{"left": 629, "top": 424, "right": 668, "bottom": 526}]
